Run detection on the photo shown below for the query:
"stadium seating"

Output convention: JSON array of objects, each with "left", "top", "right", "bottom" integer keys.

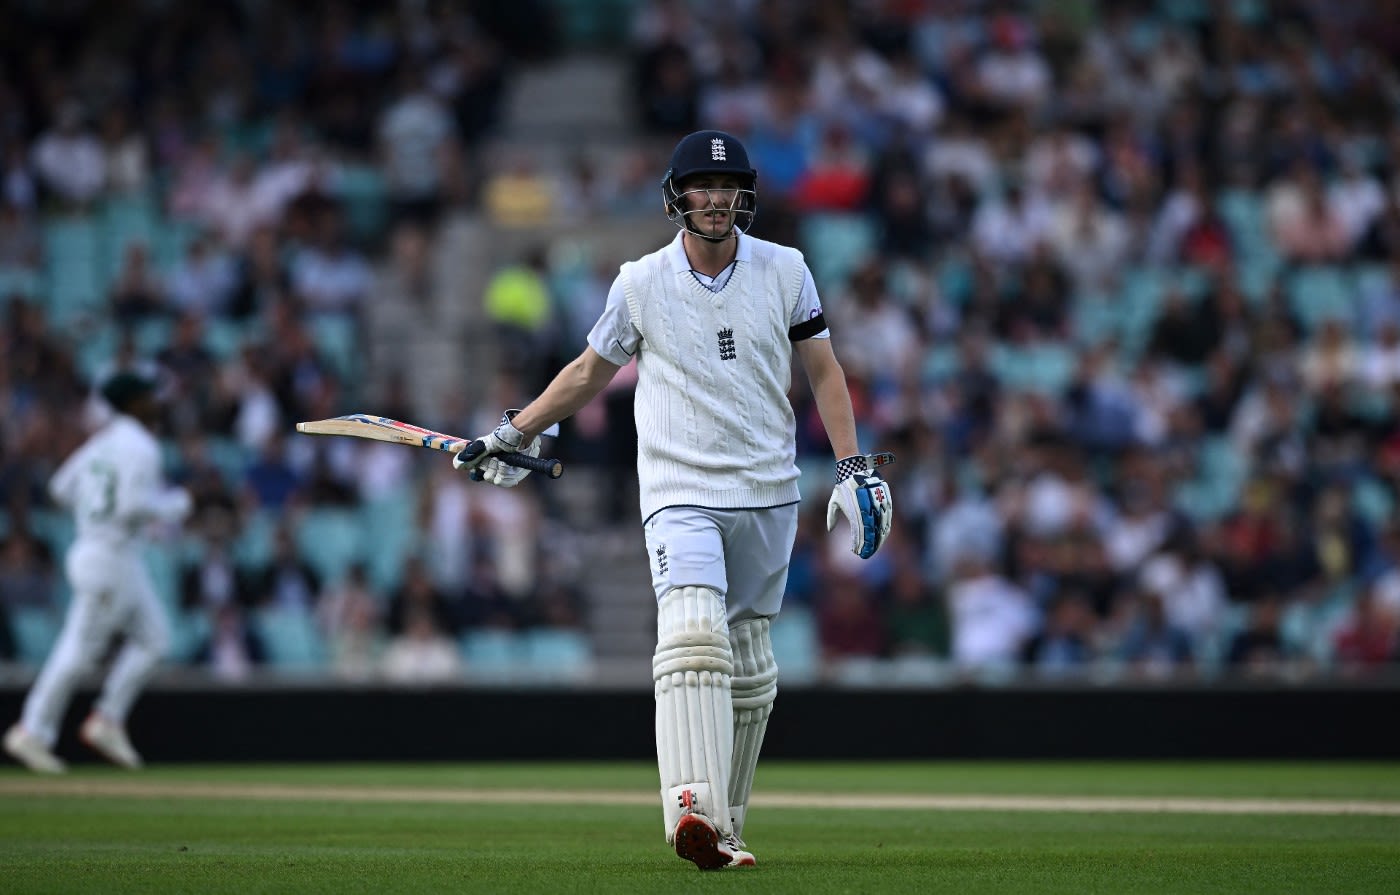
[
  {"left": 520, "top": 627, "right": 595, "bottom": 681},
  {"left": 41, "top": 217, "right": 103, "bottom": 322},
  {"left": 10, "top": 606, "right": 61, "bottom": 666},
  {"left": 460, "top": 628, "right": 526, "bottom": 682},
  {"left": 769, "top": 605, "right": 820, "bottom": 684},
  {"left": 252, "top": 605, "right": 327, "bottom": 670},
  {"left": 799, "top": 214, "right": 878, "bottom": 293},
  {"left": 293, "top": 507, "right": 364, "bottom": 585}
]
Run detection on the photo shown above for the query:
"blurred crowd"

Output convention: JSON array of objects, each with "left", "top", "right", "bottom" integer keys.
[{"left": 4, "top": 0, "right": 1400, "bottom": 684}]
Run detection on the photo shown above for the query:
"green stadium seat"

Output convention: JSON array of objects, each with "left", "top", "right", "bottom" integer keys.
[
  {"left": 293, "top": 507, "right": 365, "bottom": 584},
  {"left": 333, "top": 164, "right": 389, "bottom": 246},
  {"left": 204, "top": 436, "right": 251, "bottom": 487},
  {"left": 461, "top": 628, "right": 525, "bottom": 681},
  {"left": 1285, "top": 266, "right": 1354, "bottom": 332},
  {"left": 28, "top": 510, "right": 76, "bottom": 567},
  {"left": 0, "top": 266, "right": 41, "bottom": 301},
  {"left": 1071, "top": 293, "right": 1121, "bottom": 347},
  {"left": 521, "top": 628, "right": 594, "bottom": 679},
  {"left": 1281, "top": 588, "right": 1356, "bottom": 667},
  {"left": 142, "top": 542, "right": 183, "bottom": 613},
  {"left": 42, "top": 217, "right": 103, "bottom": 322},
  {"left": 233, "top": 508, "right": 279, "bottom": 571},
  {"left": 133, "top": 316, "right": 175, "bottom": 355},
  {"left": 799, "top": 214, "right": 878, "bottom": 292},
  {"left": 11, "top": 606, "right": 62, "bottom": 665},
  {"left": 253, "top": 605, "right": 327, "bottom": 670},
  {"left": 99, "top": 193, "right": 160, "bottom": 284},
  {"left": 920, "top": 344, "right": 962, "bottom": 383},
  {"left": 935, "top": 253, "right": 974, "bottom": 306},
  {"left": 170, "top": 609, "right": 211, "bottom": 664},
  {"left": 991, "top": 343, "right": 1076, "bottom": 394},
  {"left": 769, "top": 605, "right": 819, "bottom": 684},
  {"left": 358, "top": 490, "right": 420, "bottom": 593},
  {"left": 204, "top": 317, "right": 257, "bottom": 361},
  {"left": 1352, "top": 476, "right": 1394, "bottom": 529},
  {"left": 307, "top": 314, "right": 361, "bottom": 384}
]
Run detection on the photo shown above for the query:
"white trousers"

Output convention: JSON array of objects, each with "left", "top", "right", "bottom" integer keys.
[
  {"left": 643, "top": 504, "right": 800, "bottom": 624},
  {"left": 21, "top": 541, "right": 170, "bottom": 747}
]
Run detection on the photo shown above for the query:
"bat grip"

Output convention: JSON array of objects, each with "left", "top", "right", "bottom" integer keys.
[{"left": 463, "top": 440, "right": 564, "bottom": 479}]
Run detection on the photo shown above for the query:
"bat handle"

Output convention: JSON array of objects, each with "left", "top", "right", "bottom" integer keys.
[{"left": 462, "top": 440, "right": 564, "bottom": 479}]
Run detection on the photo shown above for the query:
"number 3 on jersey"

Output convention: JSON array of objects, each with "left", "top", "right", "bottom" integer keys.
[{"left": 82, "top": 460, "right": 118, "bottom": 520}]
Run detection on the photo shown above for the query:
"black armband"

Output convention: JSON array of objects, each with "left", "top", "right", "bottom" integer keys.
[{"left": 788, "top": 313, "right": 827, "bottom": 342}]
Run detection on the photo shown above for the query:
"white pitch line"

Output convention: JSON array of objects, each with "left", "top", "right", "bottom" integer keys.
[{"left": 2, "top": 780, "right": 1399, "bottom": 816}]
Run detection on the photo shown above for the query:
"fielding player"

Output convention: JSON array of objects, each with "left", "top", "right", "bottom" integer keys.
[
  {"left": 4, "top": 371, "right": 191, "bottom": 773},
  {"left": 455, "top": 130, "right": 893, "bottom": 869}
]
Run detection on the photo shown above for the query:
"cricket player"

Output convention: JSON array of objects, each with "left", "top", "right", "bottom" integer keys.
[
  {"left": 4, "top": 371, "right": 191, "bottom": 772},
  {"left": 455, "top": 130, "right": 893, "bottom": 870}
]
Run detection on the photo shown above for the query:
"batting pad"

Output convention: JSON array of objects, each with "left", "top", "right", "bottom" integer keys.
[
  {"left": 728, "top": 616, "right": 777, "bottom": 840},
  {"left": 654, "top": 585, "right": 735, "bottom": 842}
]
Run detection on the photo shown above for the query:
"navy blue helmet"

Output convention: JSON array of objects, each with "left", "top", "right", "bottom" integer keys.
[{"left": 662, "top": 130, "right": 758, "bottom": 240}]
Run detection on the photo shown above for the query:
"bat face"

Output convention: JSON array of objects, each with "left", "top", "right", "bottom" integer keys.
[
  {"left": 295, "top": 413, "right": 565, "bottom": 478},
  {"left": 295, "top": 415, "right": 469, "bottom": 452}
]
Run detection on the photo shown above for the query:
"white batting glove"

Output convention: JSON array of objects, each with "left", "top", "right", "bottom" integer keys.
[
  {"left": 826, "top": 455, "right": 893, "bottom": 560},
  {"left": 452, "top": 410, "right": 541, "bottom": 488}
]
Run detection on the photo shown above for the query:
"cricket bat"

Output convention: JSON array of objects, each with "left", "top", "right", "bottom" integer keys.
[{"left": 295, "top": 414, "right": 563, "bottom": 479}]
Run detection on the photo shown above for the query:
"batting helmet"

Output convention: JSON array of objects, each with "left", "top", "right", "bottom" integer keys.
[
  {"left": 661, "top": 130, "right": 758, "bottom": 240},
  {"left": 99, "top": 370, "right": 160, "bottom": 415}
]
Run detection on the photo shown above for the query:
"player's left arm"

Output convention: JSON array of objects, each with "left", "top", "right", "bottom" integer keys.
[
  {"left": 794, "top": 337, "right": 859, "bottom": 460},
  {"left": 795, "top": 336, "right": 894, "bottom": 560}
]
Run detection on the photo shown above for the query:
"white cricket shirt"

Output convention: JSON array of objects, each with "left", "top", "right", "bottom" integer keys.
[
  {"left": 48, "top": 414, "right": 190, "bottom": 549},
  {"left": 588, "top": 232, "right": 828, "bottom": 520}
]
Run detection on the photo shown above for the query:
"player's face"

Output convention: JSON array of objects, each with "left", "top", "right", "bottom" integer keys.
[{"left": 679, "top": 174, "right": 745, "bottom": 239}]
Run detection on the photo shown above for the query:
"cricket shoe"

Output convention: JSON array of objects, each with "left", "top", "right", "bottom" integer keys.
[
  {"left": 4, "top": 723, "right": 67, "bottom": 774},
  {"left": 80, "top": 714, "right": 143, "bottom": 769},
  {"left": 673, "top": 813, "right": 740, "bottom": 871},
  {"left": 722, "top": 834, "right": 756, "bottom": 868}
]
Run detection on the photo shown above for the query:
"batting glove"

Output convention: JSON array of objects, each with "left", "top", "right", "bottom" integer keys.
[
  {"left": 826, "top": 455, "right": 893, "bottom": 559},
  {"left": 452, "top": 410, "right": 541, "bottom": 487}
]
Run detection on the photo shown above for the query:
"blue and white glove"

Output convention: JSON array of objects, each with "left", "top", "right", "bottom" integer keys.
[
  {"left": 826, "top": 455, "right": 893, "bottom": 559},
  {"left": 452, "top": 410, "right": 541, "bottom": 488}
]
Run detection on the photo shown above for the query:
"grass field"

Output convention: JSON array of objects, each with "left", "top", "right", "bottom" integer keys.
[{"left": 3, "top": 762, "right": 1399, "bottom": 894}]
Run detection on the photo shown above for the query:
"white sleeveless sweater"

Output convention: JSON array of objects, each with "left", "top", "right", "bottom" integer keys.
[{"left": 619, "top": 236, "right": 807, "bottom": 519}]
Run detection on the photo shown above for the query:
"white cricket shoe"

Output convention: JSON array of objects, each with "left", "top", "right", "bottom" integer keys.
[
  {"left": 80, "top": 714, "right": 143, "bottom": 769},
  {"left": 4, "top": 723, "right": 67, "bottom": 774},
  {"left": 722, "top": 834, "right": 756, "bottom": 868},
  {"left": 673, "top": 813, "right": 741, "bottom": 871}
]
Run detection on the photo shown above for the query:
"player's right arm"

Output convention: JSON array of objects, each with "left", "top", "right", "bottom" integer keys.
[
  {"left": 508, "top": 346, "right": 621, "bottom": 440},
  {"left": 456, "top": 273, "right": 634, "bottom": 481}
]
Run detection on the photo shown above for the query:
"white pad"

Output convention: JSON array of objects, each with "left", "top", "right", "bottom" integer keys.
[
  {"left": 727, "top": 616, "right": 777, "bottom": 841},
  {"left": 654, "top": 585, "right": 734, "bottom": 841}
]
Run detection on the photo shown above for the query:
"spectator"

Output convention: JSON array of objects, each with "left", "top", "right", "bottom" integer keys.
[
  {"left": 945, "top": 550, "right": 1036, "bottom": 672},
  {"left": 884, "top": 560, "right": 948, "bottom": 658},
  {"left": 318, "top": 563, "right": 383, "bottom": 681},
  {"left": 165, "top": 234, "right": 239, "bottom": 318},
  {"left": 1022, "top": 591, "right": 1098, "bottom": 675},
  {"left": 380, "top": 606, "right": 462, "bottom": 684},
  {"left": 1333, "top": 580, "right": 1399, "bottom": 672},
  {"left": 30, "top": 100, "right": 105, "bottom": 209},
  {"left": 377, "top": 64, "right": 458, "bottom": 227},
  {"left": 1225, "top": 595, "right": 1291, "bottom": 674},
  {"left": 98, "top": 106, "right": 150, "bottom": 198},
  {"left": 816, "top": 569, "right": 887, "bottom": 661},
  {"left": 290, "top": 207, "right": 372, "bottom": 316},
  {"left": 191, "top": 604, "right": 267, "bottom": 682},
  {"left": 108, "top": 242, "right": 167, "bottom": 323},
  {"left": 1118, "top": 590, "right": 1194, "bottom": 678},
  {"left": 244, "top": 526, "right": 321, "bottom": 612}
]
